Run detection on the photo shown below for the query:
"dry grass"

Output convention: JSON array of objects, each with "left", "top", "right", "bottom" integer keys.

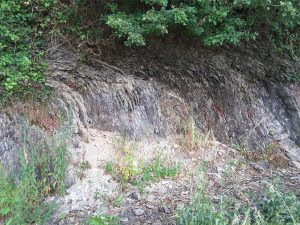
[
  {"left": 178, "top": 117, "right": 215, "bottom": 152},
  {"left": 238, "top": 141, "right": 290, "bottom": 168},
  {"left": 7, "top": 102, "right": 60, "bottom": 133}
]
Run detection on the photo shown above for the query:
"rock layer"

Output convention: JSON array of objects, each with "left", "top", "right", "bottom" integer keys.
[{"left": 1, "top": 44, "right": 300, "bottom": 168}]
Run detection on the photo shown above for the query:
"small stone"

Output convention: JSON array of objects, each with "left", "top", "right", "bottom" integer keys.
[
  {"left": 120, "top": 218, "right": 129, "bottom": 222},
  {"left": 130, "top": 192, "right": 140, "bottom": 200},
  {"left": 146, "top": 195, "right": 155, "bottom": 202},
  {"left": 152, "top": 221, "right": 162, "bottom": 225},
  {"left": 161, "top": 205, "right": 171, "bottom": 214},
  {"left": 250, "top": 162, "right": 270, "bottom": 171},
  {"left": 133, "top": 208, "right": 145, "bottom": 216},
  {"left": 126, "top": 197, "right": 135, "bottom": 204},
  {"left": 69, "top": 217, "right": 76, "bottom": 223},
  {"left": 216, "top": 167, "right": 224, "bottom": 173},
  {"left": 161, "top": 181, "right": 172, "bottom": 185},
  {"left": 146, "top": 204, "right": 155, "bottom": 209}
]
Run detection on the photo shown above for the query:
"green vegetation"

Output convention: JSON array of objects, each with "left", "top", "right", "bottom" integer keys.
[
  {"left": 88, "top": 214, "right": 119, "bottom": 225},
  {"left": 105, "top": 161, "right": 115, "bottom": 174},
  {"left": 112, "top": 196, "right": 124, "bottom": 208},
  {"left": 133, "top": 156, "right": 179, "bottom": 183},
  {"left": 1, "top": 0, "right": 299, "bottom": 99},
  {"left": 76, "top": 160, "right": 91, "bottom": 179},
  {"left": 106, "top": 154, "right": 179, "bottom": 192},
  {"left": 0, "top": 0, "right": 52, "bottom": 100},
  {"left": 0, "top": 123, "right": 69, "bottom": 224},
  {"left": 177, "top": 182, "right": 300, "bottom": 225},
  {"left": 109, "top": 136, "right": 179, "bottom": 191}
]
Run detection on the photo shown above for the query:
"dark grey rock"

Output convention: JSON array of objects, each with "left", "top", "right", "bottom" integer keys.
[{"left": 1, "top": 45, "right": 300, "bottom": 172}]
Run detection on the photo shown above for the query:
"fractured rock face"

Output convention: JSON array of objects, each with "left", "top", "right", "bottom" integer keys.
[
  {"left": 0, "top": 45, "right": 300, "bottom": 168},
  {"left": 0, "top": 114, "right": 20, "bottom": 173}
]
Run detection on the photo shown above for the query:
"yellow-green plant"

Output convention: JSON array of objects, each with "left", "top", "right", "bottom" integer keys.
[
  {"left": 113, "top": 136, "right": 140, "bottom": 183},
  {"left": 110, "top": 136, "right": 179, "bottom": 190}
]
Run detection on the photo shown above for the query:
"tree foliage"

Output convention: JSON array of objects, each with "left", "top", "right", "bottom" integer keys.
[
  {"left": 0, "top": 0, "right": 299, "bottom": 98},
  {"left": 106, "top": 0, "right": 299, "bottom": 48}
]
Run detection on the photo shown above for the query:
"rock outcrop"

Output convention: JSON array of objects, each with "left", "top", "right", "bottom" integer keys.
[{"left": 1, "top": 43, "right": 300, "bottom": 169}]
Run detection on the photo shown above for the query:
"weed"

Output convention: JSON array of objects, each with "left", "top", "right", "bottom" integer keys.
[
  {"left": 140, "top": 156, "right": 179, "bottom": 182},
  {"left": 177, "top": 188, "right": 239, "bottom": 225},
  {"left": 256, "top": 182, "right": 300, "bottom": 224},
  {"left": 112, "top": 135, "right": 139, "bottom": 184},
  {"left": 94, "top": 189, "right": 101, "bottom": 200},
  {"left": 105, "top": 161, "right": 115, "bottom": 174},
  {"left": 180, "top": 117, "right": 213, "bottom": 151},
  {"left": 88, "top": 214, "right": 119, "bottom": 225},
  {"left": 76, "top": 153, "right": 91, "bottom": 179},
  {"left": 133, "top": 156, "right": 180, "bottom": 193},
  {"left": 59, "top": 212, "right": 67, "bottom": 221},
  {"left": 80, "top": 161, "right": 92, "bottom": 171},
  {"left": 111, "top": 135, "right": 179, "bottom": 190},
  {"left": 112, "top": 196, "right": 123, "bottom": 207},
  {"left": 76, "top": 163, "right": 90, "bottom": 179}
]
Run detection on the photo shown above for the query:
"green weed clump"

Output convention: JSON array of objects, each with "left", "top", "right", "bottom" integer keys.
[
  {"left": 0, "top": 124, "right": 69, "bottom": 224},
  {"left": 177, "top": 183, "right": 300, "bottom": 225},
  {"left": 106, "top": 154, "right": 179, "bottom": 191},
  {"left": 108, "top": 136, "right": 179, "bottom": 191},
  {"left": 134, "top": 156, "right": 179, "bottom": 183},
  {"left": 88, "top": 214, "right": 119, "bottom": 225}
]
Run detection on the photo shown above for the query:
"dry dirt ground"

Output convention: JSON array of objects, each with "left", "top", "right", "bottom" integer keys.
[{"left": 49, "top": 129, "right": 300, "bottom": 225}]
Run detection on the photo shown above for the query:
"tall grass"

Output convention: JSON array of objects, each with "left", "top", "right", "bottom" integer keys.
[{"left": 0, "top": 120, "right": 70, "bottom": 224}]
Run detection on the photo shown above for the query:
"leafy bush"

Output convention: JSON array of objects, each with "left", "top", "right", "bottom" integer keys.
[
  {"left": 0, "top": 0, "right": 52, "bottom": 99},
  {"left": 0, "top": 163, "right": 55, "bottom": 225},
  {"left": 106, "top": 0, "right": 299, "bottom": 49},
  {"left": 1, "top": 0, "right": 299, "bottom": 98},
  {"left": 257, "top": 184, "right": 300, "bottom": 224}
]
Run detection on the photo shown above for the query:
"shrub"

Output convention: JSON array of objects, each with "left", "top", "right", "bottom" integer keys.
[
  {"left": 106, "top": 0, "right": 300, "bottom": 50},
  {"left": 0, "top": 0, "right": 53, "bottom": 99},
  {"left": 257, "top": 184, "right": 300, "bottom": 224},
  {"left": 1, "top": 0, "right": 299, "bottom": 98}
]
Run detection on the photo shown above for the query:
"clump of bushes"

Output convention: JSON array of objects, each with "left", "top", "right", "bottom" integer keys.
[
  {"left": 1, "top": 0, "right": 299, "bottom": 98},
  {"left": 105, "top": 0, "right": 299, "bottom": 49}
]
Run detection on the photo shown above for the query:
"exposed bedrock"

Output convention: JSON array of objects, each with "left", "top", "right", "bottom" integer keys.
[{"left": 1, "top": 44, "right": 300, "bottom": 169}]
